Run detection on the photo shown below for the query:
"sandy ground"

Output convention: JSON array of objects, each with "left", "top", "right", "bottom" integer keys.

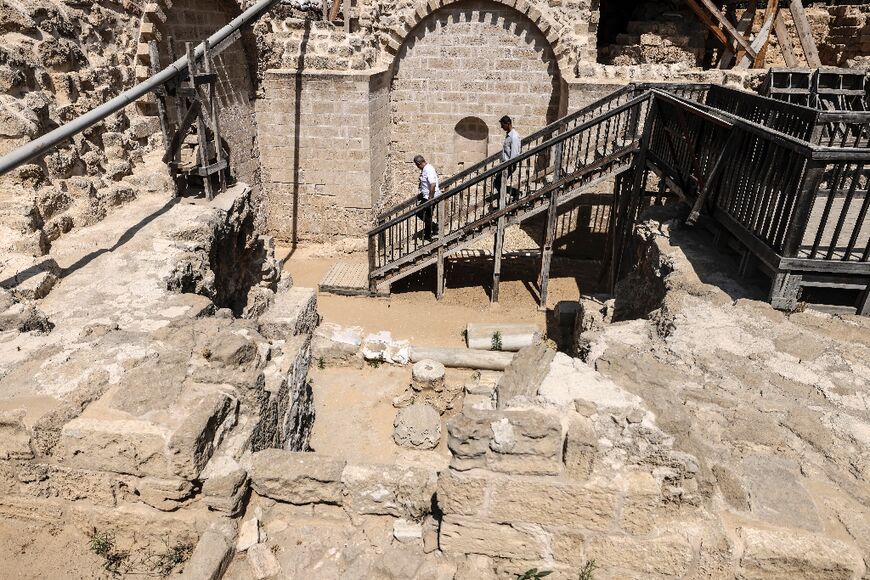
[
  {"left": 307, "top": 364, "right": 470, "bottom": 467},
  {"left": 279, "top": 244, "right": 600, "bottom": 348}
]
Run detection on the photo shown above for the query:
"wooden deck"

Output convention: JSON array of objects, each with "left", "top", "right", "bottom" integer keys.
[{"left": 319, "top": 261, "right": 389, "bottom": 297}]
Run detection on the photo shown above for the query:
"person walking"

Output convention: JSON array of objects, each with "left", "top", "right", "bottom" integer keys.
[
  {"left": 414, "top": 155, "right": 441, "bottom": 240},
  {"left": 495, "top": 115, "right": 521, "bottom": 200}
]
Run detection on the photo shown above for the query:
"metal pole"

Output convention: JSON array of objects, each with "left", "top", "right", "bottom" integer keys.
[{"left": 0, "top": 0, "right": 283, "bottom": 177}]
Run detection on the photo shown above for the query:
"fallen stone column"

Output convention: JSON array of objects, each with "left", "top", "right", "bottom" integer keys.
[
  {"left": 465, "top": 323, "right": 540, "bottom": 351},
  {"left": 410, "top": 346, "right": 515, "bottom": 371}
]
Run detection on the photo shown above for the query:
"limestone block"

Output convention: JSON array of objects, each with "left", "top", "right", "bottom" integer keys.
[
  {"left": 202, "top": 462, "right": 249, "bottom": 516},
  {"left": 393, "top": 403, "right": 441, "bottom": 450},
  {"left": 584, "top": 531, "right": 695, "bottom": 578},
  {"left": 496, "top": 341, "right": 555, "bottom": 408},
  {"left": 0, "top": 410, "right": 34, "bottom": 460},
  {"left": 257, "top": 287, "right": 318, "bottom": 340},
  {"left": 133, "top": 477, "right": 195, "bottom": 512},
  {"left": 436, "top": 470, "right": 488, "bottom": 516},
  {"left": 439, "top": 515, "right": 547, "bottom": 560},
  {"left": 563, "top": 413, "right": 596, "bottom": 480},
  {"left": 486, "top": 409, "right": 564, "bottom": 476},
  {"left": 539, "top": 352, "right": 642, "bottom": 409},
  {"left": 237, "top": 517, "right": 260, "bottom": 552},
  {"left": 393, "top": 519, "right": 424, "bottom": 543},
  {"left": 312, "top": 322, "right": 362, "bottom": 363},
  {"left": 448, "top": 407, "right": 563, "bottom": 475},
  {"left": 341, "top": 463, "right": 437, "bottom": 519},
  {"left": 0, "top": 256, "right": 60, "bottom": 301},
  {"left": 737, "top": 526, "right": 865, "bottom": 580},
  {"left": 248, "top": 449, "right": 345, "bottom": 505},
  {"left": 246, "top": 543, "right": 282, "bottom": 579},
  {"left": 363, "top": 331, "right": 410, "bottom": 365},
  {"left": 487, "top": 478, "right": 617, "bottom": 530},
  {"left": 179, "top": 520, "right": 235, "bottom": 580}
]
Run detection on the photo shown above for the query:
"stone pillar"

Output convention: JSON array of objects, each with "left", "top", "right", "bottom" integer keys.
[{"left": 256, "top": 68, "right": 390, "bottom": 243}]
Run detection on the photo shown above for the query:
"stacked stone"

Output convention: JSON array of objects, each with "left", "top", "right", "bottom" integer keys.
[{"left": 823, "top": 5, "right": 870, "bottom": 67}]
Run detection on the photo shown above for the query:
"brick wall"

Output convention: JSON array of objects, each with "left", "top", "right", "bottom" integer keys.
[
  {"left": 384, "top": 0, "right": 566, "bottom": 207},
  {"left": 161, "top": 0, "right": 261, "bottom": 188},
  {"left": 822, "top": 5, "right": 870, "bottom": 67},
  {"left": 257, "top": 69, "right": 390, "bottom": 243}
]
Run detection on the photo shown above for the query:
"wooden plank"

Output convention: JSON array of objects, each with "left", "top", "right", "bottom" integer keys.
[
  {"left": 789, "top": 0, "right": 821, "bottom": 67},
  {"left": 538, "top": 143, "right": 562, "bottom": 311},
  {"left": 698, "top": 0, "right": 758, "bottom": 59},
  {"left": 774, "top": 11, "right": 798, "bottom": 68},
  {"left": 738, "top": 0, "right": 779, "bottom": 69},
  {"left": 491, "top": 170, "right": 508, "bottom": 304},
  {"left": 686, "top": 0, "right": 732, "bottom": 50}
]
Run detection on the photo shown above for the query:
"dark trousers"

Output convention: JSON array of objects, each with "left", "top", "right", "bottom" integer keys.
[{"left": 417, "top": 194, "right": 437, "bottom": 239}]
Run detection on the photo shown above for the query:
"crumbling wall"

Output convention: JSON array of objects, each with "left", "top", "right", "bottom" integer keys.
[{"left": 0, "top": 0, "right": 171, "bottom": 256}]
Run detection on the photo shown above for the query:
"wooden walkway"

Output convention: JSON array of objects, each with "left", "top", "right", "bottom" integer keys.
[{"left": 319, "top": 261, "right": 389, "bottom": 297}]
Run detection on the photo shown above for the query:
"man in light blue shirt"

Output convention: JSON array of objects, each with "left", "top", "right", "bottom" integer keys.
[{"left": 495, "top": 115, "right": 521, "bottom": 201}]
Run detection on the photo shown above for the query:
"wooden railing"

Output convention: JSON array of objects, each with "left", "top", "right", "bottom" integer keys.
[
  {"left": 649, "top": 90, "right": 870, "bottom": 265},
  {"left": 374, "top": 83, "right": 710, "bottom": 227},
  {"left": 367, "top": 93, "right": 653, "bottom": 287},
  {"left": 707, "top": 84, "right": 870, "bottom": 148}
]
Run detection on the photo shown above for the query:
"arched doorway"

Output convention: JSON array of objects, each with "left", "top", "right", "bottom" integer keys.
[
  {"left": 384, "top": 0, "right": 565, "bottom": 207},
  {"left": 158, "top": 0, "right": 260, "bottom": 188}
]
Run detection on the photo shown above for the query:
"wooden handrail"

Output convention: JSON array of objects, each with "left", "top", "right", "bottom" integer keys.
[{"left": 368, "top": 92, "right": 652, "bottom": 237}]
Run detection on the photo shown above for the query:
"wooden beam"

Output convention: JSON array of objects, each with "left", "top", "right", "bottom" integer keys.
[
  {"left": 328, "top": 0, "right": 341, "bottom": 22},
  {"left": 732, "top": 0, "right": 758, "bottom": 67},
  {"left": 738, "top": 0, "right": 780, "bottom": 69},
  {"left": 789, "top": 0, "right": 822, "bottom": 67},
  {"left": 698, "top": 0, "right": 758, "bottom": 59},
  {"left": 436, "top": 200, "right": 445, "bottom": 299},
  {"left": 686, "top": 0, "right": 731, "bottom": 50},
  {"left": 538, "top": 143, "right": 562, "bottom": 311},
  {"left": 774, "top": 10, "right": 799, "bottom": 68},
  {"left": 491, "top": 171, "right": 507, "bottom": 303}
]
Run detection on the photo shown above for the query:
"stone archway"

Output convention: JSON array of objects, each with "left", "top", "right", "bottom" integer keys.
[{"left": 384, "top": 0, "right": 566, "bottom": 207}]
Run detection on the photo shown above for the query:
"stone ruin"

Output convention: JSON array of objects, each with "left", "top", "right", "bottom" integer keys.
[{"left": 0, "top": 0, "right": 868, "bottom": 578}]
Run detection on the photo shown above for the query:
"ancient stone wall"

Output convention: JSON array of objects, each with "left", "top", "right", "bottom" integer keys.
[
  {"left": 0, "top": 0, "right": 164, "bottom": 256},
  {"left": 257, "top": 69, "right": 390, "bottom": 242},
  {"left": 384, "top": 0, "right": 566, "bottom": 209}
]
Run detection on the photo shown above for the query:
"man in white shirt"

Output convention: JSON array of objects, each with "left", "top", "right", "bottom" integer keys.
[
  {"left": 496, "top": 115, "right": 521, "bottom": 200},
  {"left": 414, "top": 155, "right": 441, "bottom": 240}
]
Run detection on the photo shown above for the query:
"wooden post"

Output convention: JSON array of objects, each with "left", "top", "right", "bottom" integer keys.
[
  {"left": 201, "top": 40, "right": 227, "bottom": 194},
  {"left": 769, "top": 271, "right": 802, "bottom": 311},
  {"left": 774, "top": 11, "right": 799, "bottom": 68},
  {"left": 538, "top": 143, "right": 562, "bottom": 311},
  {"left": 783, "top": 162, "right": 825, "bottom": 258},
  {"left": 343, "top": 0, "right": 351, "bottom": 32},
  {"left": 789, "top": 0, "right": 822, "bottom": 67},
  {"left": 857, "top": 283, "right": 870, "bottom": 317},
  {"left": 491, "top": 170, "right": 507, "bottom": 303},
  {"left": 148, "top": 41, "right": 172, "bottom": 158},
  {"left": 436, "top": 199, "right": 445, "bottom": 300},
  {"left": 368, "top": 232, "right": 377, "bottom": 293},
  {"left": 186, "top": 42, "right": 214, "bottom": 201}
]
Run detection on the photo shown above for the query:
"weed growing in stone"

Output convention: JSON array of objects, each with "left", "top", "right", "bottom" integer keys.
[
  {"left": 491, "top": 331, "right": 503, "bottom": 351},
  {"left": 516, "top": 569, "right": 551, "bottom": 579},
  {"left": 318, "top": 357, "right": 326, "bottom": 369},
  {"left": 88, "top": 529, "right": 128, "bottom": 576},
  {"left": 578, "top": 559, "right": 597, "bottom": 580},
  {"left": 367, "top": 356, "right": 383, "bottom": 368},
  {"left": 153, "top": 541, "right": 194, "bottom": 576}
]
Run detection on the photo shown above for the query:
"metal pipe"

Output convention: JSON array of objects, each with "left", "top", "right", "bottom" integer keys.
[{"left": 0, "top": 0, "right": 283, "bottom": 177}]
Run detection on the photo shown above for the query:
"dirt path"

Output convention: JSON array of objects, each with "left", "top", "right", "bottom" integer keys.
[{"left": 279, "top": 244, "right": 595, "bottom": 348}]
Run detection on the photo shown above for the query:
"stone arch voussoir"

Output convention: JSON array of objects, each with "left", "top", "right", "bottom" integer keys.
[{"left": 385, "top": 0, "right": 570, "bottom": 79}]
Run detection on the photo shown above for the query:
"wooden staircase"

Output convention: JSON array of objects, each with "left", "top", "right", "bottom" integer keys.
[{"left": 366, "top": 91, "right": 655, "bottom": 304}]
